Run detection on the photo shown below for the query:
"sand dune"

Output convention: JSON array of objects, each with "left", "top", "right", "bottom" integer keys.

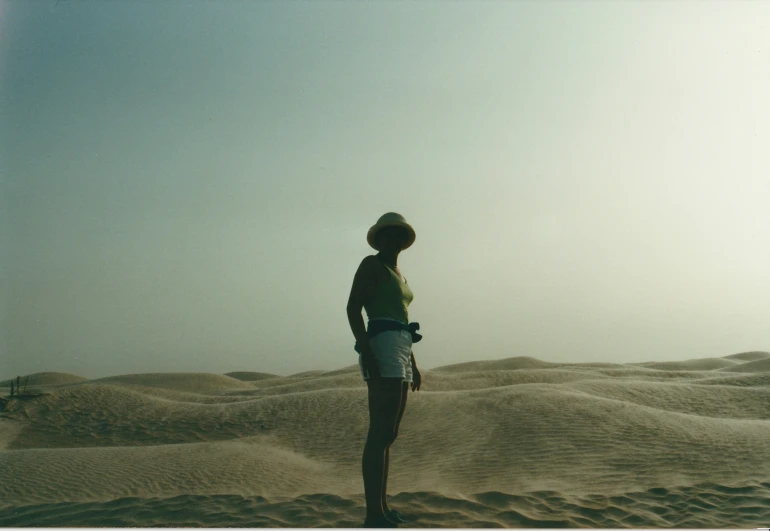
[
  {"left": 722, "top": 350, "right": 770, "bottom": 362},
  {"left": 719, "top": 357, "right": 770, "bottom": 373},
  {"left": 225, "top": 371, "right": 280, "bottom": 381},
  {"left": 632, "top": 357, "right": 741, "bottom": 371},
  {"left": 87, "top": 372, "right": 257, "bottom": 393},
  {"left": 2, "top": 352, "right": 770, "bottom": 527},
  {"left": 693, "top": 372, "right": 770, "bottom": 388},
  {"left": 432, "top": 356, "right": 557, "bottom": 373},
  {"left": 286, "top": 370, "right": 329, "bottom": 379}
]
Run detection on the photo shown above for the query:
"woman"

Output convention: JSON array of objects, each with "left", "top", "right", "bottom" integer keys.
[{"left": 346, "top": 212, "right": 423, "bottom": 528}]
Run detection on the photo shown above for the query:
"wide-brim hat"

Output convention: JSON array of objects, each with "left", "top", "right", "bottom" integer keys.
[{"left": 367, "top": 212, "right": 416, "bottom": 251}]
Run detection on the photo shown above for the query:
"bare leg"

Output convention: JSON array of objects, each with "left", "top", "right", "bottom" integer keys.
[
  {"left": 363, "top": 378, "right": 402, "bottom": 523},
  {"left": 362, "top": 438, "right": 387, "bottom": 520},
  {"left": 381, "top": 446, "right": 391, "bottom": 513},
  {"left": 382, "top": 381, "right": 408, "bottom": 514}
]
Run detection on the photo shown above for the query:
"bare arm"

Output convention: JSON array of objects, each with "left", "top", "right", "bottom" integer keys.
[
  {"left": 410, "top": 349, "right": 422, "bottom": 391},
  {"left": 347, "top": 309, "right": 369, "bottom": 352},
  {"left": 346, "top": 256, "right": 377, "bottom": 354}
]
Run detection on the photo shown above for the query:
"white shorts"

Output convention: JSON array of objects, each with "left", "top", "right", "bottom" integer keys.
[{"left": 358, "top": 319, "right": 414, "bottom": 383}]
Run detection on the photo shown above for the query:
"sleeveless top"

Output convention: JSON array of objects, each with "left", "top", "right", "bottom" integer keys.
[{"left": 363, "top": 256, "right": 414, "bottom": 324}]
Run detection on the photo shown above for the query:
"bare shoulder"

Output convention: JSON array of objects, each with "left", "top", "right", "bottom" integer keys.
[
  {"left": 350, "top": 255, "right": 375, "bottom": 282},
  {"left": 348, "top": 255, "right": 381, "bottom": 309},
  {"left": 359, "top": 254, "right": 392, "bottom": 285},
  {"left": 364, "top": 254, "right": 389, "bottom": 282},
  {"left": 356, "top": 254, "right": 376, "bottom": 272}
]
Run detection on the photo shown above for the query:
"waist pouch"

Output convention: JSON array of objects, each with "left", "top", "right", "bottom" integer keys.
[{"left": 354, "top": 320, "right": 422, "bottom": 354}]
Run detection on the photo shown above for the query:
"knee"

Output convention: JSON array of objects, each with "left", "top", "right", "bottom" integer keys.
[{"left": 368, "top": 427, "right": 397, "bottom": 447}]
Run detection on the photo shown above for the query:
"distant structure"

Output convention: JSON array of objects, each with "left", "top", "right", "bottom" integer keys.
[{"left": 8, "top": 376, "right": 29, "bottom": 397}]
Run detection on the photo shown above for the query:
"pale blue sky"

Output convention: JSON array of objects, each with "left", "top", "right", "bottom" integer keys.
[{"left": 2, "top": 0, "right": 769, "bottom": 380}]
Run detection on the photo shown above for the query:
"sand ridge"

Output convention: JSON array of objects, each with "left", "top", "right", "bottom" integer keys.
[
  {"left": 722, "top": 350, "right": 770, "bottom": 362},
  {"left": 2, "top": 482, "right": 769, "bottom": 527},
  {"left": 719, "top": 357, "right": 770, "bottom": 373},
  {"left": 86, "top": 372, "right": 258, "bottom": 393},
  {"left": 225, "top": 371, "right": 280, "bottom": 381}
]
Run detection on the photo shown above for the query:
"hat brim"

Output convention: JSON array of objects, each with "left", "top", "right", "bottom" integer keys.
[{"left": 367, "top": 222, "right": 416, "bottom": 251}]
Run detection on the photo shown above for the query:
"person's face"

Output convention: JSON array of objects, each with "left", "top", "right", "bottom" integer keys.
[{"left": 377, "top": 226, "right": 408, "bottom": 251}]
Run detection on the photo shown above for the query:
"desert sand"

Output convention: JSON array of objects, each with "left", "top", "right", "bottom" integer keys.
[{"left": 1, "top": 351, "right": 770, "bottom": 527}]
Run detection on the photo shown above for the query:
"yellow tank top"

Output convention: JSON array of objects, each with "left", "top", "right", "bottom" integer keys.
[{"left": 363, "top": 257, "right": 414, "bottom": 324}]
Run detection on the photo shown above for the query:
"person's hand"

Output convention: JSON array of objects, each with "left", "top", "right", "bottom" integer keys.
[
  {"left": 360, "top": 347, "right": 381, "bottom": 380},
  {"left": 411, "top": 367, "right": 421, "bottom": 392}
]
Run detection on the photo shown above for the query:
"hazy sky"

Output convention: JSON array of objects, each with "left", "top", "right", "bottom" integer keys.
[{"left": 2, "top": 0, "right": 769, "bottom": 380}]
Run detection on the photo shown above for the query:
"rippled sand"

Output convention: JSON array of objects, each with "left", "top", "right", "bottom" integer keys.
[{"left": 2, "top": 351, "right": 769, "bottom": 527}]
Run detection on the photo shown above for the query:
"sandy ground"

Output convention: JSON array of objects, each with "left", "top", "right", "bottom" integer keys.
[{"left": 1, "top": 351, "right": 770, "bottom": 527}]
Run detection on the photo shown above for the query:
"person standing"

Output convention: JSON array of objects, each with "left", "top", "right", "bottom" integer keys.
[{"left": 346, "top": 212, "right": 423, "bottom": 528}]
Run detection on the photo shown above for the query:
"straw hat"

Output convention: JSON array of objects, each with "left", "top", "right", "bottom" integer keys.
[{"left": 367, "top": 212, "right": 416, "bottom": 250}]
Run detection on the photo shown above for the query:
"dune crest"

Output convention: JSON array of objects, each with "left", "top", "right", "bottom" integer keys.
[
  {"left": 722, "top": 351, "right": 770, "bottom": 362},
  {"left": 224, "top": 371, "right": 279, "bottom": 381},
  {"left": 86, "top": 372, "right": 256, "bottom": 393},
  {"left": 432, "top": 355, "right": 556, "bottom": 372},
  {"left": 635, "top": 358, "right": 741, "bottom": 371},
  {"left": 719, "top": 358, "right": 770, "bottom": 373}
]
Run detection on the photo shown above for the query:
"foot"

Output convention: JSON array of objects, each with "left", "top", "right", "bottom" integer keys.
[
  {"left": 385, "top": 509, "right": 410, "bottom": 524},
  {"left": 363, "top": 514, "right": 399, "bottom": 528}
]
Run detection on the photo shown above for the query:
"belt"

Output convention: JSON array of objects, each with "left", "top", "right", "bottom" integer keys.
[{"left": 354, "top": 320, "right": 422, "bottom": 354}]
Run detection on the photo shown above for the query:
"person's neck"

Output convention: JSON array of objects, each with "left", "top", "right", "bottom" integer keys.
[{"left": 378, "top": 251, "right": 399, "bottom": 268}]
